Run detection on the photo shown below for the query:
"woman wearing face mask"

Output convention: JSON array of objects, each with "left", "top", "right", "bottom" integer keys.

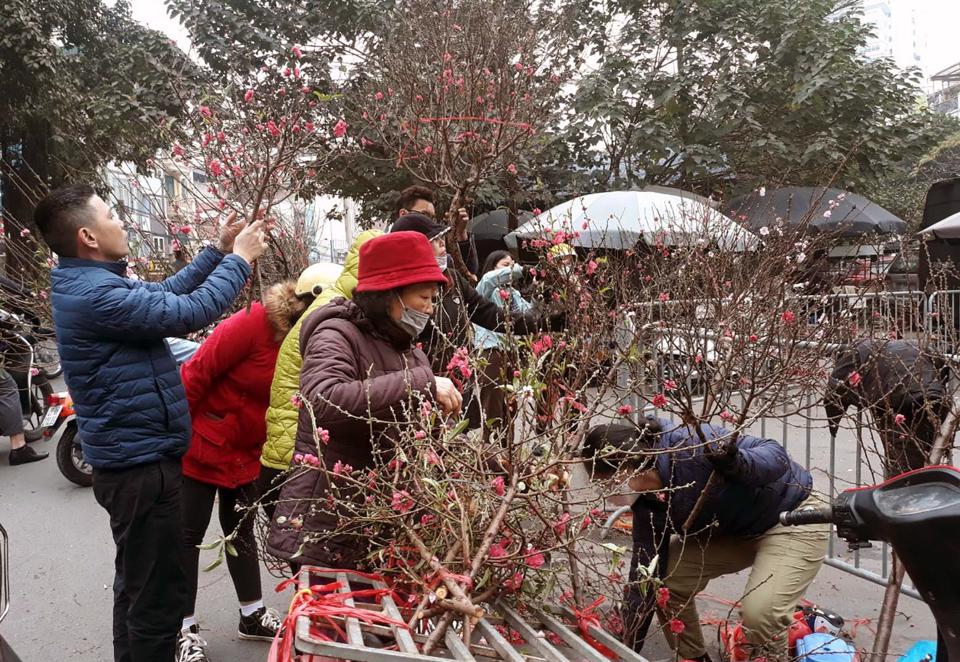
[
  {"left": 389, "top": 212, "right": 548, "bottom": 380},
  {"left": 468, "top": 250, "right": 532, "bottom": 440},
  {"left": 266, "top": 232, "right": 460, "bottom": 570},
  {"left": 581, "top": 418, "right": 828, "bottom": 662}
]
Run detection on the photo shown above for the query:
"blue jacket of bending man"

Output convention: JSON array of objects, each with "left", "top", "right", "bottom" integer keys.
[{"left": 51, "top": 246, "right": 251, "bottom": 469}]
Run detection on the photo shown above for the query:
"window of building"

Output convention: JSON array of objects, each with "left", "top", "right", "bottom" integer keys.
[{"left": 152, "top": 235, "right": 166, "bottom": 254}]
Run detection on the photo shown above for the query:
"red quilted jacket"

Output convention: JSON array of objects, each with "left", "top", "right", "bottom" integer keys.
[{"left": 181, "top": 300, "right": 286, "bottom": 488}]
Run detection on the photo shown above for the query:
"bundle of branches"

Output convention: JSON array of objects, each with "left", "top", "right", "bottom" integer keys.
[
  {"left": 345, "top": 0, "right": 573, "bottom": 274},
  {"left": 245, "top": 201, "right": 903, "bottom": 655},
  {"left": 160, "top": 41, "right": 346, "bottom": 294}
]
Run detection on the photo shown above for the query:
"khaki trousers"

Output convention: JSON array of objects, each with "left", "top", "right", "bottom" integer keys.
[{"left": 659, "top": 493, "right": 830, "bottom": 660}]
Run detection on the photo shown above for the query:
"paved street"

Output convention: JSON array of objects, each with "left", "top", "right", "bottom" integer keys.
[
  {"left": 0, "top": 432, "right": 286, "bottom": 661},
  {"left": 0, "top": 404, "right": 937, "bottom": 662}
]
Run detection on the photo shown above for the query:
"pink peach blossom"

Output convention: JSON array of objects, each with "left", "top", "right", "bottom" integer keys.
[{"left": 525, "top": 549, "right": 545, "bottom": 569}]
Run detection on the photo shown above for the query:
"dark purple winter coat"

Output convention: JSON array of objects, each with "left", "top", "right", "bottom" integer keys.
[{"left": 266, "top": 298, "right": 435, "bottom": 568}]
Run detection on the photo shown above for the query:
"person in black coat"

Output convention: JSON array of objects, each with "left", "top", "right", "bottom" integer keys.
[
  {"left": 825, "top": 339, "right": 952, "bottom": 476},
  {"left": 395, "top": 185, "right": 479, "bottom": 277},
  {"left": 583, "top": 419, "right": 828, "bottom": 661}
]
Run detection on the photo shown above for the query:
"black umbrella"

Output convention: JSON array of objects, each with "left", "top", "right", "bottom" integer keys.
[
  {"left": 468, "top": 209, "right": 534, "bottom": 241},
  {"left": 724, "top": 187, "right": 906, "bottom": 237}
]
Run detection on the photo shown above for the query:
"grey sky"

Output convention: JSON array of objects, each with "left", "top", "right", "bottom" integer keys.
[{"left": 921, "top": 0, "right": 960, "bottom": 77}]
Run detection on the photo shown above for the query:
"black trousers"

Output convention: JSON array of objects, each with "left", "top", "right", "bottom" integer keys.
[
  {"left": 92, "top": 458, "right": 188, "bottom": 662},
  {"left": 877, "top": 397, "right": 951, "bottom": 478},
  {"left": 180, "top": 475, "right": 261, "bottom": 615}
]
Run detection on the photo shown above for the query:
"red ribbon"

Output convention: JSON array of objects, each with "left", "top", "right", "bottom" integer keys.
[
  {"left": 572, "top": 597, "right": 618, "bottom": 659},
  {"left": 267, "top": 570, "right": 411, "bottom": 662},
  {"left": 427, "top": 568, "right": 474, "bottom": 592}
]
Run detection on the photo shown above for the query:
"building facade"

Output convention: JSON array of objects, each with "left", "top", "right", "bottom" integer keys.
[
  {"left": 858, "top": 0, "right": 925, "bottom": 73},
  {"left": 929, "top": 62, "right": 960, "bottom": 119}
]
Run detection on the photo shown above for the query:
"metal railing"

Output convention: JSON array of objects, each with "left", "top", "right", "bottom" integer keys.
[
  {"left": 611, "top": 292, "right": 959, "bottom": 600},
  {"left": 312, "top": 239, "right": 351, "bottom": 265},
  {"left": 0, "top": 522, "right": 9, "bottom": 624},
  {"left": 792, "top": 290, "right": 926, "bottom": 339}
]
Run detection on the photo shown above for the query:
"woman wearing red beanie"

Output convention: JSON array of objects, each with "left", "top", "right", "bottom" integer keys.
[{"left": 266, "top": 231, "right": 460, "bottom": 570}]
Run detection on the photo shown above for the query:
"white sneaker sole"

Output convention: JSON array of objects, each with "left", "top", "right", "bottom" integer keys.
[{"left": 238, "top": 631, "right": 276, "bottom": 642}]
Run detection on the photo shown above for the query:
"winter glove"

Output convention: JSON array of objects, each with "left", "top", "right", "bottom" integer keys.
[{"left": 704, "top": 440, "right": 740, "bottom": 476}]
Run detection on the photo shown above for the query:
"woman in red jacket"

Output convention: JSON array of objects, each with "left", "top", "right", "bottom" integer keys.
[{"left": 177, "top": 280, "right": 313, "bottom": 661}]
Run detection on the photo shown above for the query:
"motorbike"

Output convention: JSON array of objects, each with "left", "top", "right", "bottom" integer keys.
[
  {"left": 780, "top": 465, "right": 960, "bottom": 662},
  {"left": 42, "top": 391, "right": 87, "bottom": 487},
  {"left": 0, "top": 307, "right": 60, "bottom": 436},
  {"left": 48, "top": 337, "right": 200, "bottom": 488}
]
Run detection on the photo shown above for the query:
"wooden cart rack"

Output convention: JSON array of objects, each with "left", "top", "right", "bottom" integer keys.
[{"left": 294, "top": 568, "right": 651, "bottom": 662}]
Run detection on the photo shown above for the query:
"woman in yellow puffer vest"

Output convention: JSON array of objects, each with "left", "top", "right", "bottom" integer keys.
[{"left": 258, "top": 229, "right": 383, "bottom": 515}]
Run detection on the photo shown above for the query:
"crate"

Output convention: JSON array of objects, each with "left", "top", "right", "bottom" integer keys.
[{"left": 292, "top": 567, "right": 650, "bottom": 662}]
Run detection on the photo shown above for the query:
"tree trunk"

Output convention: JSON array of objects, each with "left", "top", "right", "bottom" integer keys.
[{"left": 507, "top": 176, "right": 520, "bottom": 233}]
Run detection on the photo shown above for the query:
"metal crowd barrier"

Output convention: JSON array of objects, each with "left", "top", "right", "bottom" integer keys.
[{"left": 612, "top": 291, "right": 960, "bottom": 600}]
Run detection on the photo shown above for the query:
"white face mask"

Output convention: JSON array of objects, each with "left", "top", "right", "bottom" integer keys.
[
  {"left": 606, "top": 478, "right": 641, "bottom": 508},
  {"left": 436, "top": 254, "right": 448, "bottom": 272}
]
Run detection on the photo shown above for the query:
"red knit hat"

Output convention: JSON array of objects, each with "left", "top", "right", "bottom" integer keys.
[{"left": 355, "top": 231, "right": 448, "bottom": 293}]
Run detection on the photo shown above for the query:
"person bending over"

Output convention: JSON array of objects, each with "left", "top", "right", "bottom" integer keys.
[{"left": 582, "top": 418, "right": 828, "bottom": 661}]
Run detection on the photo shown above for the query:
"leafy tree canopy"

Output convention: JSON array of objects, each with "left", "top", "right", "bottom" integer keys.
[
  {"left": 564, "top": 0, "right": 951, "bottom": 198},
  {"left": 0, "top": 0, "right": 199, "bottom": 275}
]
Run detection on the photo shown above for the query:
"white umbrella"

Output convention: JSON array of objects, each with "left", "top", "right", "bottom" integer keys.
[
  {"left": 921, "top": 211, "right": 960, "bottom": 239},
  {"left": 504, "top": 190, "right": 755, "bottom": 251}
]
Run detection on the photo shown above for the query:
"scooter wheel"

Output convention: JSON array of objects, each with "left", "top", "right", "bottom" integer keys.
[{"left": 56, "top": 425, "right": 92, "bottom": 487}]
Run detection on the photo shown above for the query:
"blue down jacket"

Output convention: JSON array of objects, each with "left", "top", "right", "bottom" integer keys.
[
  {"left": 51, "top": 247, "right": 251, "bottom": 469},
  {"left": 623, "top": 420, "right": 814, "bottom": 652},
  {"left": 650, "top": 419, "right": 812, "bottom": 537}
]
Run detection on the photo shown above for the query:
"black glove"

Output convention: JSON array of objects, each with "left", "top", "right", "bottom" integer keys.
[{"left": 704, "top": 441, "right": 739, "bottom": 475}]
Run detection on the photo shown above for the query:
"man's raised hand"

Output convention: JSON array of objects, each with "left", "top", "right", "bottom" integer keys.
[
  {"left": 217, "top": 212, "right": 246, "bottom": 253},
  {"left": 232, "top": 220, "right": 269, "bottom": 265}
]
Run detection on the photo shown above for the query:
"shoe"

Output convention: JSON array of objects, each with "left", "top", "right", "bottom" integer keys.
[
  {"left": 177, "top": 625, "right": 210, "bottom": 662},
  {"left": 24, "top": 428, "right": 45, "bottom": 443},
  {"left": 9, "top": 444, "right": 48, "bottom": 466},
  {"left": 238, "top": 606, "right": 283, "bottom": 642}
]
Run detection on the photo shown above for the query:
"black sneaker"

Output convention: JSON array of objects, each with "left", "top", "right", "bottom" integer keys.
[
  {"left": 9, "top": 444, "right": 49, "bottom": 466},
  {"left": 238, "top": 606, "right": 282, "bottom": 642},
  {"left": 176, "top": 625, "right": 210, "bottom": 662}
]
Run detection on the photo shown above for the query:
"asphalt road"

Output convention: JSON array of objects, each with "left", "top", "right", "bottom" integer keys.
[
  {"left": 0, "top": 432, "right": 286, "bottom": 662},
  {"left": 0, "top": 398, "right": 938, "bottom": 662}
]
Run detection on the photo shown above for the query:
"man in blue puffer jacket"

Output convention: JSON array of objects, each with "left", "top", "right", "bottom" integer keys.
[
  {"left": 582, "top": 417, "right": 829, "bottom": 662},
  {"left": 34, "top": 184, "right": 267, "bottom": 662}
]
